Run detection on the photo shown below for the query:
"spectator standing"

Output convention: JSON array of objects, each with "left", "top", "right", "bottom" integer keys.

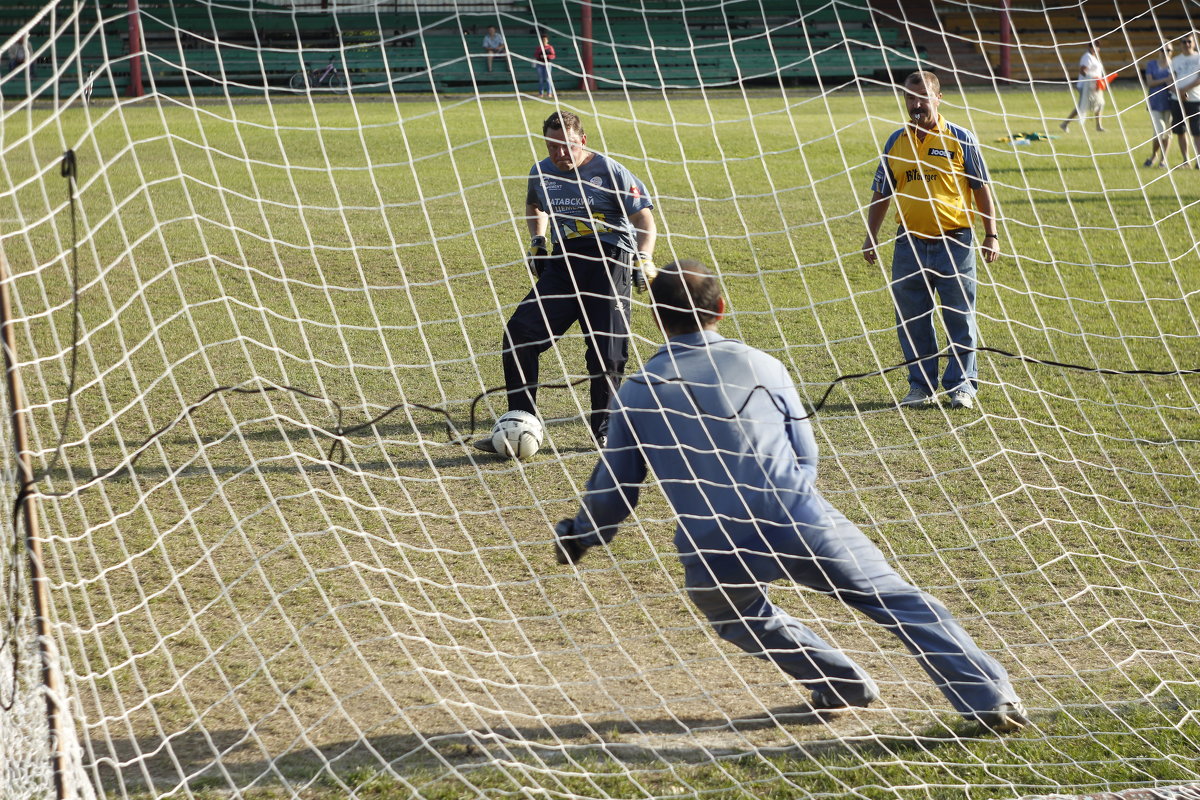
[
  {"left": 554, "top": 259, "right": 1029, "bottom": 733},
  {"left": 862, "top": 71, "right": 999, "bottom": 410},
  {"left": 481, "top": 25, "right": 505, "bottom": 72},
  {"left": 1170, "top": 33, "right": 1200, "bottom": 169},
  {"left": 534, "top": 33, "right": 556, "bottom": 98},
  {"left": 1060, "top": 41, "right": 1105, "bottom": 133},
  {"left": 1142, "top": 42, "right": 1174, "bottom": 167}
]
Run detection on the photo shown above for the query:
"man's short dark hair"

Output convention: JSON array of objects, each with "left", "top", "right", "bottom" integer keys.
[
  {"left": 650, "top": 260, "right": 722, "bottom": 334},
  {"left": 904, "top": 70, "right": 941, "bottom": 94},
  {"left": 543, "top": 111, "right": 584, "bottom": 138}
]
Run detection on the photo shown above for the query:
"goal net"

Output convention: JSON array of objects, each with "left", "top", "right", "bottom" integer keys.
[{"left": 2, "top": 0, "right": 1198, "bottom": 798}]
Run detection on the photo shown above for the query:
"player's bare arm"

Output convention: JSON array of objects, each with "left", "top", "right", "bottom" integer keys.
[
  {"left": 629, "top": 207, "right": 659, "bottom": 289},
  {"left": 527, "top": 202, "right": 548, "bottom": 238},
  {"left": 630, "top": 207, "right": 656, "bottom": 256},
  {"left": 973, "top": 185, "right": 1000, "bottom": 264},
  {"left": 862, "top": 190, "right": 890, "bottom": 264}
]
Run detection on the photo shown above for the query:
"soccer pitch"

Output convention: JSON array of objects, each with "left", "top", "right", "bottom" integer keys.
[{"left": 4, "top": 86, "right": 1199, "bottom": 799}]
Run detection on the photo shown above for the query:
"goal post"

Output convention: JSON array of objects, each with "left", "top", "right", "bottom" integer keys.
[
  {"left": 1, "top": 1, "right": 1199, "bottom": 799},
  {"left": 0, "top": 246, "right": 92, "bottom": 800}
]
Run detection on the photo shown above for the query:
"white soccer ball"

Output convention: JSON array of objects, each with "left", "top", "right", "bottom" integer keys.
[{"left": 490, "top": 410, "right": 544, "bottom": 460}]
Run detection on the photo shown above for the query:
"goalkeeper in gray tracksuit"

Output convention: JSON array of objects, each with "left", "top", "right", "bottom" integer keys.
[
  {"left": 476, "top": 111, "right": 657, "bottom": 451},
  {"left": 554, "top": 259, "right": 1029, "bottom": 732}
]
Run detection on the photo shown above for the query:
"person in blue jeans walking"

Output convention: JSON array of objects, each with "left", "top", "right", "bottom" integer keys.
[
  {"left": 554, "top": 259, "right": 1028, "bottom": 732},
  {"left": 1141, "top": 41, "right": 1175, "bottom": 168},
  {"left": 863, "top": 71, "right": 1000, "bottom": 410}
]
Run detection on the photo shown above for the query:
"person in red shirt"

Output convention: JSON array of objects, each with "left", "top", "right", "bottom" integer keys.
[{"left": 534, "top": 33, "right": 556, "bottom": 97}]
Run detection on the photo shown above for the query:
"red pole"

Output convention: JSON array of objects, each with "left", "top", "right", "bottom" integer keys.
[
  {"left": 578, "top": 1, "right": 595, "bottom": 91},
  {"left": 127, "top": 0, "right": 143, "bottom": 97},
  {"left": 999, "top": 0, "right": 1011, "bottom": 81}
]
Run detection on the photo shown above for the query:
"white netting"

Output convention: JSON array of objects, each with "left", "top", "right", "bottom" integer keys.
[
  {"left": 1, "top": 1, "right": 1199, "bottom": 798},
  {"left": 0, "top": 400, "right": 55, "bottom": 800}
]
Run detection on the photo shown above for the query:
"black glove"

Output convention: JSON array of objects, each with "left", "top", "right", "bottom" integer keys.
[
  {"left": 631, "top": 251, "right": 656, "bottom": 293},
  {"left": 527, "top": 235, "right": 550, "bottom": 277},
  {"left": 553, "top": 517, "right": 587, "bottom": 565}
]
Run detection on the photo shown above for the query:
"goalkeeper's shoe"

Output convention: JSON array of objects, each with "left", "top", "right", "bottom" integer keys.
[
  {"left": 553, "top": 518, "right": 587, "bottom": 565},
  {"left": 808, "top": 684, "right": 877, "bottom": 717},
  {"left": 631, "top": 251, "right": 657, "bottom": 293},
  {"left": 970, "top": 701, "right": 1030, "bottom": 734},
  {"left": 473, "top": 436, "right": 497, "bottom": 454}
]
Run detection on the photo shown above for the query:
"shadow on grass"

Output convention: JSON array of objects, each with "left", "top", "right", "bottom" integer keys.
[
  {"left": 87, "top": 701, "right": 982, "bottom": 796},
  {"left": 88, "top": 697, "right": 1200, "bottom": 798},
  {"left": 37, "top": 411, "right": 610, "bottom": 487}
]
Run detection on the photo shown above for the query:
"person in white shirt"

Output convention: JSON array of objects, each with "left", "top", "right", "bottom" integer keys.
[
  {"left": 1169, "top": 33, "right": 1200, "bottom": 169},
  {"left": 4, "top": 34, "right": 29, "bottom": 75},
  {"left": 1060, "top": 41, "right": 1105, "bottom": 133},
  {"left": 481, "top": 26, "right": 506, "bottom": 73}
]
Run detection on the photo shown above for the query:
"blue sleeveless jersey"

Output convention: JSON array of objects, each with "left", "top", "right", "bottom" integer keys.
[{"left": 526, "top": 153, "right": 653, "bottom": 253}]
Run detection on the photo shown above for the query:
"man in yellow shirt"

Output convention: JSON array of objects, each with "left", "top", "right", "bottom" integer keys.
[{"left": 863, "top": 71, "right": 1000, "bottom": 409}]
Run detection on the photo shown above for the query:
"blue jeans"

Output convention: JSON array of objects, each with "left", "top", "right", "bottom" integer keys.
[
  {"left": 536, "top": 63, "right": 552, "bottom": 94},
  {"left": 891, "top": 228, "right": 978, "bottom": 395},
  {"left": 682, "top": 518, "right": 1017, "bottom": 714}
]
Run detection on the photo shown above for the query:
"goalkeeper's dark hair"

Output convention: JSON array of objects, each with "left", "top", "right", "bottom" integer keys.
[
  {"left": 543, "top": 111, "right": 584, "bottom": 138},
  {"left": 649, "top": 260, "right": 722, "bottom": 334}
]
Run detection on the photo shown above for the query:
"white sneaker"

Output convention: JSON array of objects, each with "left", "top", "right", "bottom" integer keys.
[
  {"left": 899, "top": 388, "right": 934, "bottom": 408},
  {"left": 948, "top": 390, "right": 975, "bottom": 409}
]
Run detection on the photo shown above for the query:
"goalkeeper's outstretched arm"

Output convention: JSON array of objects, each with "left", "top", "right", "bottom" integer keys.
[{"left": 554, "top": 406, "right": 646, "bottom": 563}]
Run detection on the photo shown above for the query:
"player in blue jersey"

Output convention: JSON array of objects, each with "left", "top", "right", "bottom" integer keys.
[
  {"left": 476, "top": 111, "right": 658, "bottom": 451},
  {"left": 554, "top": 259, "right": 1028, "bottom": 733}
]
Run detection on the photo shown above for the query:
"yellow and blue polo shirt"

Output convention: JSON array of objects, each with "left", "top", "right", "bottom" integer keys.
[{"left": 870, "top": 115, "right": 989, "bottom": 238}]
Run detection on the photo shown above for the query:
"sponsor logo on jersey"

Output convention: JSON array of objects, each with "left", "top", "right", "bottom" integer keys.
[
  {"left": 630, "top": 185, "right": 641, "bottom": 198},
  {"left": 927, "top": 147, "right": 955, "bottom": 159}
]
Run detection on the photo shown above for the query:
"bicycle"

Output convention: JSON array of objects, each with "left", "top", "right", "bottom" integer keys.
[{"left": 289, "top": 57, "right": 347, "bottom": 93}]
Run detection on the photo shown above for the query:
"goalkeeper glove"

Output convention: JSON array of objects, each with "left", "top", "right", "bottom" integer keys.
[
  {"left": 553, "top": 518, "right": 588, "bottom": 565},
  {"left": 527, "top": 235, "right": 550, "bottom": 277},
  {"left": 631, "top": 251, "right": 657, "bottom": 293}
]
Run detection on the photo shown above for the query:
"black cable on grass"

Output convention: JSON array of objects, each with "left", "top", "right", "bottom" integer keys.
[
  {"left": 806, "top": 345, "right": 1200, "bottom": 419},
  {"left": 628, "top": 346, "right": 1200, "bottom": 424},
  {"left": 11, "top": 153, "right": 85, "bottom": 513},
  {"left": 39, "top": 339, "right": 1189, "bottom": 492},
  {"left": 42, "top": 150, "right": 82, "bottom": 493}
]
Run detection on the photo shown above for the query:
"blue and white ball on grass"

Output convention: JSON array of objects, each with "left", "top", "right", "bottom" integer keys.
[{"left": 490, "top": 410, "right": 544, "bottom": 460}]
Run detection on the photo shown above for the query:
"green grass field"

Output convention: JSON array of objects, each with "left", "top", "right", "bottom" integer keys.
[{"left": 3, "top": 85, "right": 1199, "bottom": 799}]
